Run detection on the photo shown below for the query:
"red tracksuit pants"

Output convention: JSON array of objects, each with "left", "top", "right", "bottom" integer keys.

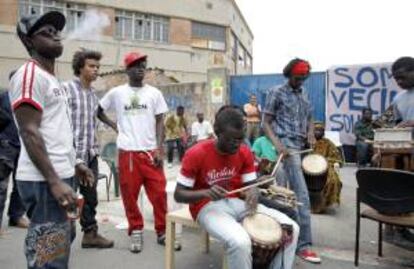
[{"left": 118, "top": 150, "right": 167, "bottom": 235}]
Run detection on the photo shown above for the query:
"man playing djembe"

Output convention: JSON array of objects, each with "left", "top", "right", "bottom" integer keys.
[{"left": 174, "top": 106, "right": 299, "bottom": 269}]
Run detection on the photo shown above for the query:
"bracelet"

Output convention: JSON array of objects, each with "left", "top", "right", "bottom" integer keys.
[{"left": 75, "top": 158, "right": 85, "bottom": 166}]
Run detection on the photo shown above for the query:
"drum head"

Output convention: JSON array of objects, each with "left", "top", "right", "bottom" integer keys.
[
  {"left": 302, "top": 154, "right": 328, "bottom": 175},
  {"left": 242, "top": 213, "right": 282, "bottom": 245}
]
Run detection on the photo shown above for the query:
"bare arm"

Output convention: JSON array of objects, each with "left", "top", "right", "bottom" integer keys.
[
  {"left": 263, "top": 114, "right": 289, "bottom": 156},
  {"left": 97, "top": 105, "right": 117, "bottom": 133},
  {"left": 14, "top": 104, "right": 76, "bottom": 207},
  {"left": 153, "top": 113, "right": 165, "bottom": 166},
  {"left": 174, "top": 183, "right": 227, "bottom": 203}
]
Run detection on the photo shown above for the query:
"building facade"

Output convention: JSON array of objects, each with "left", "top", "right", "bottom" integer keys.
[{"left": 0, "top": 0, "right": 253, "bottom": 87}]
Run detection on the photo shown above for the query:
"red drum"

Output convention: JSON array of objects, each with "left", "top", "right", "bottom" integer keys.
[{"left": 302, "top": 154, "right": 328, "bottom": 192}]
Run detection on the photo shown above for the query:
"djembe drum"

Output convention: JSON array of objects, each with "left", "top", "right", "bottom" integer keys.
[
  {"left": 302, "top": 154, "right": 328, "bottom": 192},
  {"left": 242, "top": 213, "right": 293, "bottom": 269}
]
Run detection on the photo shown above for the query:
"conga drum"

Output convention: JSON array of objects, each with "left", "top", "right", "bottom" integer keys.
[
  {"left": 242, "top": 213, "right": 282, "bottom": 268},
  {"left": 302, "top": 154, "right": 328, "bottom": 192}
]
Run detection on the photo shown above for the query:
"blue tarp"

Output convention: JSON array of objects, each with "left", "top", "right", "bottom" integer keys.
[{"left": 229, "top": 72, "right": 326, "bottom": 122}]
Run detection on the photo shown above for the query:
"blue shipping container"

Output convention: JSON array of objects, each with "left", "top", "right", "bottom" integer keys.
[{"left": 229, "top": 72, "right": 326, "bottom": 122}]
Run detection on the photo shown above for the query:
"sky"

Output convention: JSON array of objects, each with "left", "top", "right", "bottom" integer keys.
[{"left": 235, "top": 0, "right": 414, "bottom": 74}]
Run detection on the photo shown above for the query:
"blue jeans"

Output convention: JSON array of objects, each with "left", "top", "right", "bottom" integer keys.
[
  {"left": 282, "top": 153, "right": 312, "bottom": 251},
  {"left": 197, "top": 198, "right": 299, "bottom": 269},
  {"left": 17, "top": 178, "right": 76, "bottom": 269},
  {"left": 356, "top": 141, "right": 373, "bottom": 166}
]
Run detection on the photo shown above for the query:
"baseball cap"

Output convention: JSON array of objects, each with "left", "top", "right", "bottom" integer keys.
[
  {"left": 17, "top": 11, "right": 66, "bottom": 37},
  {"left": 124, "top": 52, "right": 147, "bottom": 68}
]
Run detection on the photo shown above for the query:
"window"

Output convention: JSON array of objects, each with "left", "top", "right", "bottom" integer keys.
[
  {"left": 191, "top": 21, "right": 226, "bottom": 51},
  {"left": 19, "top": 0, "right": 85, "bottom": 33},
  {"left": 246, "top": 54, "right": 252, "bottom": 68},
  {"left": 115, "top": 10, "right": 169, "bottom": 43},
  {"left": 231, "top": 32, "right": 237, "bottom": 60}
]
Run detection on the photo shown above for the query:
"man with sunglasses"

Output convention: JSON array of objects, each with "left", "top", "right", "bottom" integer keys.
[
  {"left": 99, "top": 52, "right": 176, "bottom": 253},
  {"left": 10, "top": 11, "right": 93, "bottom": 268},
  {"left": 263, "top": 59, "right": 321, "bottom": 264}
]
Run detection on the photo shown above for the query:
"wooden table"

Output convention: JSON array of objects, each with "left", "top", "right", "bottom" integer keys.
[{"left": 374, "top": 147, "right": 414, "bottom": 171}]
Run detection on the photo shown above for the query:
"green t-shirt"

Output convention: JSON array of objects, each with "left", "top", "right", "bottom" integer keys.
[{"left": 252, "top": 136, "right": 278, "bottom": 162}]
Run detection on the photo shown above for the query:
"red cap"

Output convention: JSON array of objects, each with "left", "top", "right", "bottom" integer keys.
[
  {"left": 291, "top": 61, "right": 310, "bottom": 76},
  {"left": 124, "top": 52, "right": 147, "bottom": 68}
]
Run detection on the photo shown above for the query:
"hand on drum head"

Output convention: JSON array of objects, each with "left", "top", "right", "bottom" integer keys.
[
  {"left": 204, "top": 185, "right": 228, "bottom": 201},
  {"left": 244, "top": 187, "right": 259, "bottom": 216}
]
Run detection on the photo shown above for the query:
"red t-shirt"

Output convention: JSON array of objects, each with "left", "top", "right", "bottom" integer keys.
[{"left": 177, "top": 139, "right": 257, "bottom": 220}]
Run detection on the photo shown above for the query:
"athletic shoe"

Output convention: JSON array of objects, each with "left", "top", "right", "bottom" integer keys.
[
  {"left": 130, "top": 230, "right": 143, "bottom": 253},
  {"left": 297, "top": 249, "right": 321, "bottom": 264}
]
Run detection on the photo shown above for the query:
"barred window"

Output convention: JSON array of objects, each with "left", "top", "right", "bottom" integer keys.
[
  {"left": 19, "top": 0, "right": 85, "bottom": 33},
  {"left": 115, "top": 10, "right": 169, "bottom": 43},
  {"left": 191, "top": 21, "right": 226, "bottom": 51}
]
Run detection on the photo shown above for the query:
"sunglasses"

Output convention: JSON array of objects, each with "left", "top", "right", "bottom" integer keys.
[{"left": 31, "top": 25, "right": 60, "bottom": 38}]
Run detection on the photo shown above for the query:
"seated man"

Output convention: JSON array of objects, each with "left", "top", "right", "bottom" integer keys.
[
  {"left": 312, "top": 122, "right": 343, "bottom": 213},
  {"left": 354, "top": 108, "right": 374, "bottom": 167},
  {"left": 190, "top": 112, "right": 214, "bottom": 144},
  {"left": 174, "top": 106, "right": 299, "bottom": 269},
  {"left": 252, "top": 129, "right": 278, "bottom": 176}
]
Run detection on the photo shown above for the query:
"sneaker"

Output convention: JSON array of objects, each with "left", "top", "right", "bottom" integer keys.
[
  {"left": 157, "top": 233, "right": 182, "bottom": 251},
  {"left": 130, "top": 230, "right": 143, "bottom": 253},
  {"left": 297, "top": 249, "right": 321, "bottom": 264}
]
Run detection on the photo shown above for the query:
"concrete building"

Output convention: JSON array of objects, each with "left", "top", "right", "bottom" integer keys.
[{"left": 0, "top": 0, "right": 253, "bottom": 87}]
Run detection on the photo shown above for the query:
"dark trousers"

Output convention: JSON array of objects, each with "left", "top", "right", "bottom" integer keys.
[
  {"left": 356, "top": 141, "right": 373, "bottom": 166},
  {"left": 75, "top": 156, "right": 99, "bottom": 232},
  {"left": 17, "top": 177, "right": 75, "bottom": 269},
  {"left": 0, "top": 161, "right": 25, "bottom": 226},
  {"left": 166, "top": 139, "right": 185, "bottom": 164}
]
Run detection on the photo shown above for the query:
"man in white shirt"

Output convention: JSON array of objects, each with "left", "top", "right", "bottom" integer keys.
[
  {"left": 10, "top": 11, "right": 93, "bottom": 268},
  {"left": 191, "top": 112, "right": 214, "bottom": 143},
  {"left": 99, "top": 51, "right": 175, "bottom": 253}
]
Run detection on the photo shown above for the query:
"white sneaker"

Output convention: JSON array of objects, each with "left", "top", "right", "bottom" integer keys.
[{"left": 130, "top": 230, "right": 143, "bottom": 253}]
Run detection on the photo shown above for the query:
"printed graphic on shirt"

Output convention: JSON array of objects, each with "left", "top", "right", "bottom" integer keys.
[
  {"left": 206, "top": 167, "right": 236, "bottom": 189},
  {"left": 124, "top": 93, "right": 148, "bottom": 114}
]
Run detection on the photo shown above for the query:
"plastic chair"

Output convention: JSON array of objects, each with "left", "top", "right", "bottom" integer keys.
[
  {"left": 100, "top": 142, "right": 118, "bottom": 201},
  {"left": 354, "top": 168, "right": 414, "bottom": 266}
]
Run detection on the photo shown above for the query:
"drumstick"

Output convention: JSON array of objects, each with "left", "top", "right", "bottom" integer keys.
[{"left": 227, "top": 154, "right": 284, "bottom": 195}]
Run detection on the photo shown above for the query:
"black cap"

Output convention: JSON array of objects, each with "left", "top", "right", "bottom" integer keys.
[{"left": 17, "top": 11, "right": 66, "bottom": 37}]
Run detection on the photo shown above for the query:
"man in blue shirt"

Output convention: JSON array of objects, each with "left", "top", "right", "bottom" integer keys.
[
  {"left": 0, "top": 84, "right": 28, "bottom": 234},
  {"left": 385, "top": 56, "right": 414, "bottom": 247},
  {"left": 263, "top": 58, "right": 320, "bottom": 264}
]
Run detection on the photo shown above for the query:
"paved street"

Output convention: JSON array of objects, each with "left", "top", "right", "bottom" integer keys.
[{"left": 0, "top": 163, "right": 413, "bottom": 269}]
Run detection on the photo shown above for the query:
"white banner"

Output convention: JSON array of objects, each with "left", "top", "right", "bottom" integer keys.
[{"left": 326, "top": 63, "right": 402, "bottom": 145}]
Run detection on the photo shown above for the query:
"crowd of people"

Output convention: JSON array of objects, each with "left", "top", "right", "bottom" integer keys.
[{"left": 1, "top": 9, "right": 414, "bottom": 269}]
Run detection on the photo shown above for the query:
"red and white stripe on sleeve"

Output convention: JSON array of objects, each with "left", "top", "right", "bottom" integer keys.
[{"left": 12, "top": 61, "right": 43, "bottom": 111}]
